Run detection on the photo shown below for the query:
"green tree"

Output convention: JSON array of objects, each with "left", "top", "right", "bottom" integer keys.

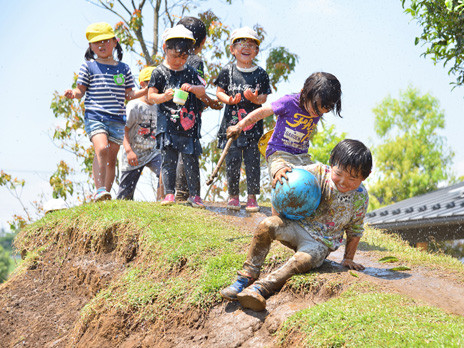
[
  {"left": 368, "top": 86, "right": 455, "bottom": 209},
  {"left": 310, "top": 124, "right": 347, "bottom": 165},
  {"left": 0, "top": 244, "right": 11, "bottom": 283},
  {"left": 402, "top": 0, "right": 464, "bottom": 87}
]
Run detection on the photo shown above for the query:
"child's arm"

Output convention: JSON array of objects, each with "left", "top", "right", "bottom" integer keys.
[
  {"left": 181, "top": 83, "right": 206, "bottom": 99},
  {"left": 243, "top": 88, "right": 268, "bottom": 105},
  {"left": 64, "top": 84, "right": 87, "bottom": 99},
  {"left": 216, "top": 86, "right": 241, "bottom": 105},
  {"left": 198, "top": 94, "right": 223, "bottom": 110},
  {"left": 147, "top": 86, "right": 174, "bottom": 104},
  {"left": 126, "top": 87, "right": 148, "bottom": 101},
  {"left": 226, "top": 105, "right": 274, "bottom": 139},
  {"left": 122, "top": 126, "right": 139, "bottom": 167},
  {"left": 341, "top": 236, "right": 364, "bottom": 270}
]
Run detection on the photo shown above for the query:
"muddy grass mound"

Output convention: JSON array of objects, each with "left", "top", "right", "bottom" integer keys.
[{"left": 1, "top": 200, "right": 464, "bottom": 347}]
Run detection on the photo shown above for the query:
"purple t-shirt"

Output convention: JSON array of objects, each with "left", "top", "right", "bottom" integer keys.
[{"left": 266, "top": 94, "right": 322, "bottom": 158}]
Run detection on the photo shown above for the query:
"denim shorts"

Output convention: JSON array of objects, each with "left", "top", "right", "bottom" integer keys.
[{"left": 84, "top": 118, "right": 125, "bottom": 145}]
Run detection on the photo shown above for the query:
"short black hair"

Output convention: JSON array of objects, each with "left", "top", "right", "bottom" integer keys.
[
  {"left": 177, "top": 17, "right": 207, "bottom": 49},
  {"left": 165, "top": 37, "right": 194, "bottom": 55},
  {"left": 300, "top": 72, "right": 342, "bottom": 118},
  {"left": 329, "top": 139, "right": 372, "bottom": 179}
]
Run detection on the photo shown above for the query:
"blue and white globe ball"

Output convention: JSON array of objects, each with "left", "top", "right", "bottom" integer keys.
[{"left": 272, "top": 168, "right": 321, "bottom": 220}]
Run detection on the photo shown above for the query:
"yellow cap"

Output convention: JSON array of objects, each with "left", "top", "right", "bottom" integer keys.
[
  {"left": 86, "top": 22, "right": 115, "bottom": 43},
  {"left": 138, "top": 67, "right": 155, "bottom": 83}
]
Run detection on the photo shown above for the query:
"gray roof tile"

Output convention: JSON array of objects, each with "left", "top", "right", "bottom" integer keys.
[{"left": 366, "top": 181, "right": 464, "bottom": 227}]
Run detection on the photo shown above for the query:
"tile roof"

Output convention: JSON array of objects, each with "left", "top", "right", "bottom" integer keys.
[{"left": 365, "top": 181, "right": 464, "bottom": 229}]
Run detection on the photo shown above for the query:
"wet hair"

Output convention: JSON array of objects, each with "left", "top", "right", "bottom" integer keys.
[
  {"left": 84, "top": 39, "right": 123, "bottom": 61},
  {"left": 165, "top": 37, "right": 194, "bottom": 55},
  {"left": 329, "top": 139, "right": 372, "bottom": 179},
  {"left": 177, "top": 17, "right": 207, "bottom": 49},
  {"left": 300, "top": 72, "right": 342, "bottom": 118}
]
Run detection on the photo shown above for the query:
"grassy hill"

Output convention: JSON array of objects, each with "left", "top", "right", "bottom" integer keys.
[{"left": 1, "top": 200, "right": 464, "bottom": 347}]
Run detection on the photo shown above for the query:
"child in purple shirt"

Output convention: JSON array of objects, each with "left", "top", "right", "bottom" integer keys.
[{"left": 227, "top": 72, "right": 342, "bottom": 184}]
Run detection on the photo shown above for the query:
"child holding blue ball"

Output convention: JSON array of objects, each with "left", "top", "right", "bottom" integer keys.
[
  {"left": 227, "top": 72, "right": 342, "bottom": 191},
  {"left": 220, "top": 139, "right": 372, "bottom": 312}
]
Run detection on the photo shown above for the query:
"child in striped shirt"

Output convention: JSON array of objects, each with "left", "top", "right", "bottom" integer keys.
[{"left": 65, "top": 22, "right": 146, "bottom": 201}]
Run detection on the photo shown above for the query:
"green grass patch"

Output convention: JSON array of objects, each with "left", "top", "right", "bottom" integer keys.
[{"left": 278, "top": 282, "right": 464, "bottom": 347}]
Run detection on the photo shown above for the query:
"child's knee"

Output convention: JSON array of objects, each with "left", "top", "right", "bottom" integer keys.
[
  {"left": 257, "top": 216, "right": 284, "bottom": 238},
  {"left": 94, "top": 143, "right": 110, "bottom": 156},
  {"left": 292, "top": 252, "right": 318, "bottom": 273}
]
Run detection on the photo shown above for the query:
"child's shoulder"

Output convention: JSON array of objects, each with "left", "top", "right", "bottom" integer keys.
[{"left": 272, "top": 93, "right": 302, "bottom": 111}]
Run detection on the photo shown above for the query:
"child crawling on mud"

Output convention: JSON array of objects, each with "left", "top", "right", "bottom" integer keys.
[{"left": 220, "top": 139, "right": 372, "bottom": 311}]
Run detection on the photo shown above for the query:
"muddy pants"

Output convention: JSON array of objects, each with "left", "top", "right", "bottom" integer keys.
[
  {"left": 266, "top": 151, "right": 313, "bottom": 178},
  {"left": 241, "top": 216, "right": 330, "bottom": 294}
]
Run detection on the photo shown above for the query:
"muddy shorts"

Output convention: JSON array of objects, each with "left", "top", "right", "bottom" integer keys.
[
  {"left": 274, "top": 220, "right": 331, "bottom": 262},
  {"left": 266, "top": 151, "right": 313, "bottom": 179}
]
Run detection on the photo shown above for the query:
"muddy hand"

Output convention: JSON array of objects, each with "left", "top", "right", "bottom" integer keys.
[
  {"left": 341, "top": 259, "right": 365, "bottom": 271},
  {"left": 227, "top": 125, "right": 242, "bottom": 140},
  {"left": 272, "top": 167, "right": 292, "bottom": 188},
  {"left": 209, "top": 98, "right": 223, "bottom": 110}
]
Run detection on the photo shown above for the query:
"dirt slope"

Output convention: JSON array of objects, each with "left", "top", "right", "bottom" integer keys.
[{"left": 0, "top": 204, "right": 463, "bottom": 348}]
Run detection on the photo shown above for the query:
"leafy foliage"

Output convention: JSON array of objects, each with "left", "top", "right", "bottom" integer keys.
[
  {"left": 310, "top": 124, "right": 347, "bottom": 165},
  {"left": 368, "top": 86, "right": 455, "bottom": 209},
  {"left": 0, "top": 244, "right": 11, "bottom": 283},
  {"left": 403, "top": 0, "right": 464, "bottom": 87},
  {"left": 266, "top": 46, "right": 299, "bottom": 90}
]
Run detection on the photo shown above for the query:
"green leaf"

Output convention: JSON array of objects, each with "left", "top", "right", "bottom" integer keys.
[
  {"left": 389, "top": 266, "right": 411, "bottom": 271},
  {"left": 349, "top": 271, "right": 359, "bottom": 278},
  {"left": 378, "top": 256, "right": 399, "bottom": 263}
]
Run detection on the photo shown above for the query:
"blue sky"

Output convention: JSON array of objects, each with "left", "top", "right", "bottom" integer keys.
[{"left": 1, "top": 0, "right": 464, "bottom": 229}]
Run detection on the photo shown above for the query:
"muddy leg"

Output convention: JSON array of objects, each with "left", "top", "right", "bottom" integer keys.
[
  {"left": 242, "top": 216, "right": 284, "bottom": 279},
  {"left": 256, "top": 252, "right": 313, "bottom": 294},
  {"left": 257, "top": 249, "right": 326, "bottom": 295}
]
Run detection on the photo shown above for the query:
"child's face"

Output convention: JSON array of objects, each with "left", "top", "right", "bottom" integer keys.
[
  {"left": 305, "top": 99, "right": 331, "bottom": 118},
  {"left": 90, "top": 38, "right": 117, "bottom": 59},
  {"left": 230, "top": 39, "right": 259, "bottom": 67},
  {"left": 330, "top": 165, "right": 364, "bottom": 193},
  {"left": 164, "top": 47, "right": 189, "bottom": 71}
]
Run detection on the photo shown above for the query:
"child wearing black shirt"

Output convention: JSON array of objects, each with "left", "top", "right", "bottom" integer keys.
[{"left": 215, "top": 27, "right": 272, "bottom": 212}]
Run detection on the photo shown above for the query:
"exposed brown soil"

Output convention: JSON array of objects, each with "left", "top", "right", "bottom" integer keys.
[{"left": 0, "top": 203, "right": 463, "bottom": 348}]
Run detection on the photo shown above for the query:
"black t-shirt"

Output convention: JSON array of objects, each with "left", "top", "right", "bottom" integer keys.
[
  {"left": 187, "top": 55, "right": 206, "bottom": 112},
  {"left": 187, "top": 55, "right": 205, "bottom": 78},
  {"left": 149, "top": 64, "right": 204, "bottom": 139},
  {"left": 214, "top": 63, "right": 272, "bottom": 145}
]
